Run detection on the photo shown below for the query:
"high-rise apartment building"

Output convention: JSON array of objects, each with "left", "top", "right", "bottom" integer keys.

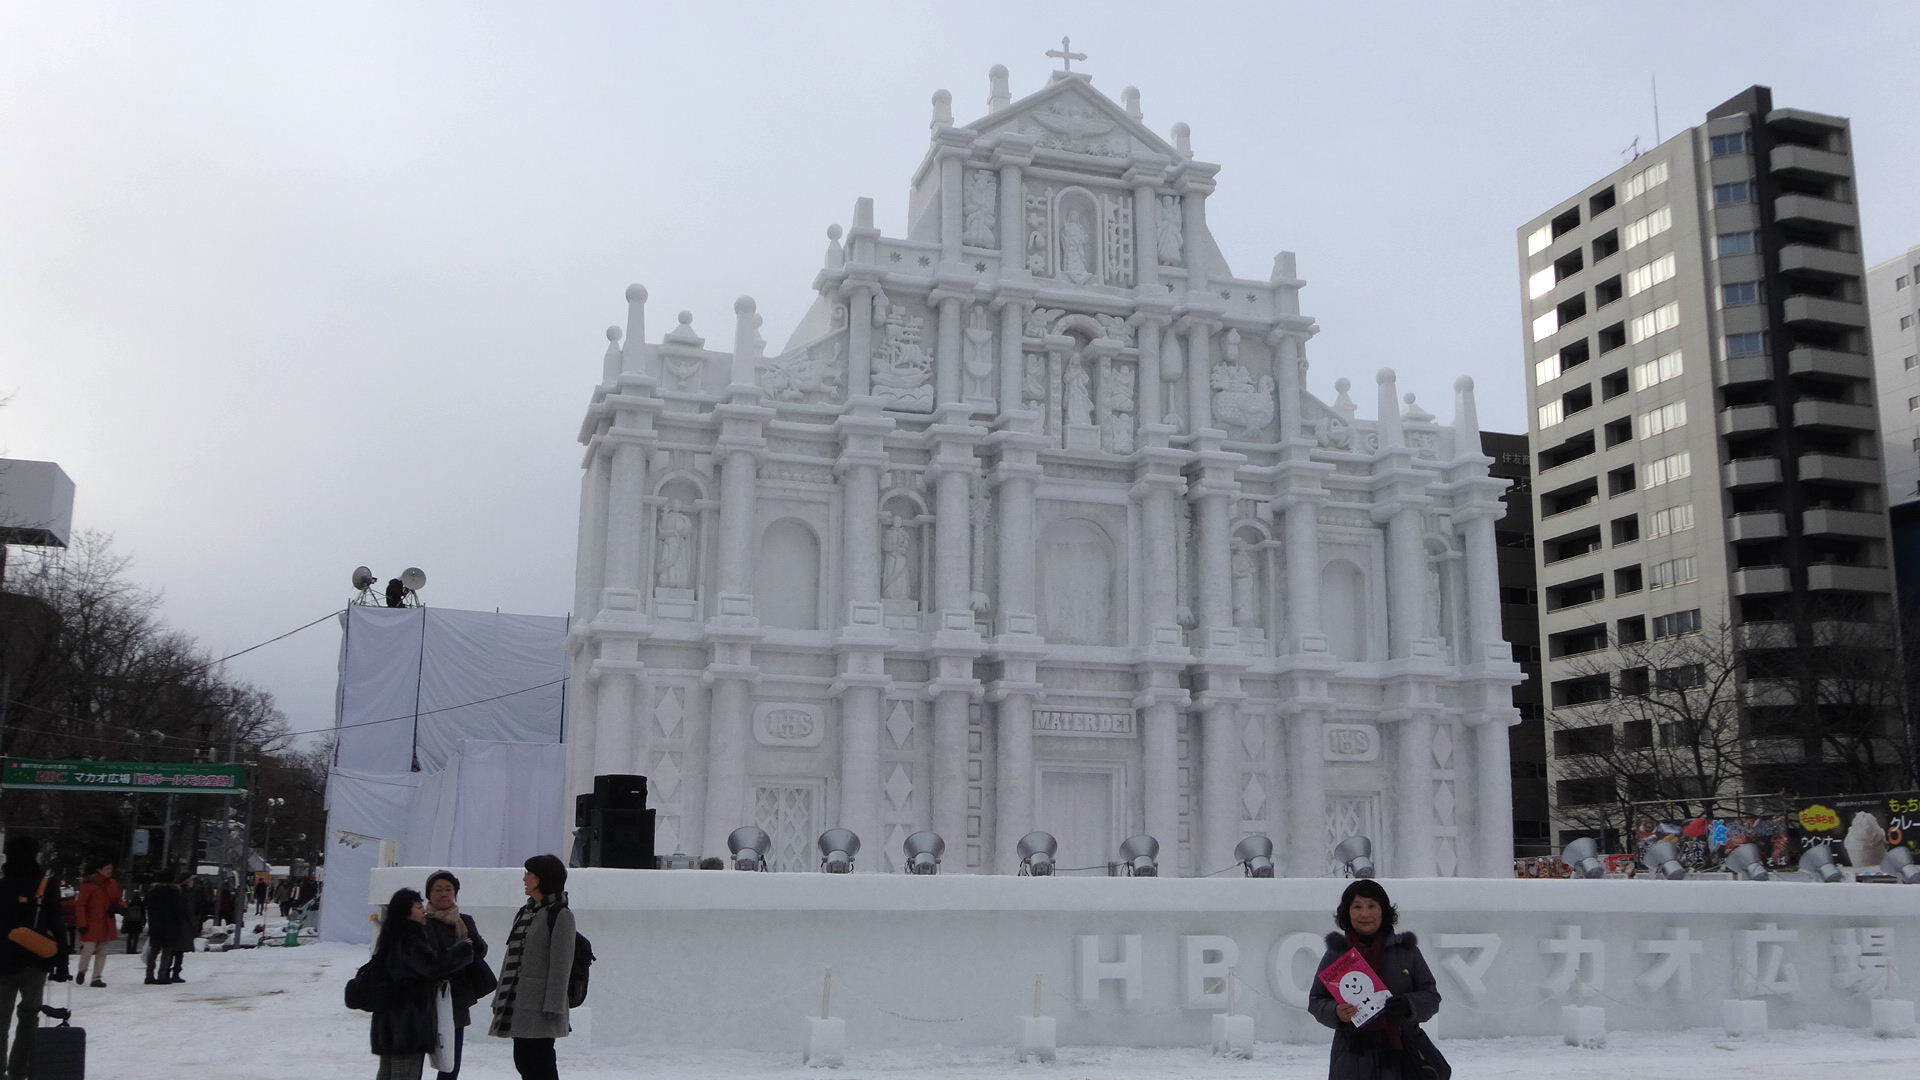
[
  {"left": 1869, "top": 244, "right": 1920, "bottom": 505},
  {"left": 1481, "top": 431, "right": 1550, "bottom": 857},
  {"left": 1516, "top": 86, "right": 1900, "bottom": 849}
]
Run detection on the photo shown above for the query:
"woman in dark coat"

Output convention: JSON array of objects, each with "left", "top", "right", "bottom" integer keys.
[
  {"left": 369, "top": 888, "right": 473, "bottom": 1080},
  {"left": 1308, "top": 879, "right": 1447, "bottom": 1080},
  {"left": 142, "top": 871, "right": 194, "bottom": 985},
  {"left": 422, "top": 870, "right": 493, "bottom": 1080}
]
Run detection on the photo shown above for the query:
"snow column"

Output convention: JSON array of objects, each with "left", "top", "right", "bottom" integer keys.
[
  {"left": 1376, "top": 369, "right": 1436, "bottom": 875},
  {"left": 935, "top": 293, "right": 964, "bottom": 407},
  {"left": 995, "top": 297, "right": 1029, "bottom": 415},
  {"left": 846, "top": 285, "right": 875, "bottom": 398},
  {"left": 702, "top": 333, "right": 772, "bottom": 856},
  {"left": 989, "top": 413, "right": 1045, "bottom": 874},
  {"left": 835, "top": 399, "right": 893, "bottom": 866},
  {"left": 1457, "top": 374, "right": 1516, "bottom": 877},
  {"left": 1190, "top": 434, "right": 1245, "bottom": 875},
  {"left": 1128, "top": 161, "right": 1163, "bottom": 293},
  {"left": 592, "top": 307, "right": 657, "bottom": 782},
  {"left": 928, "top": 408, "right": 984, "bottom": 866},
  {"left": 1184, "top": 318, "right": 1214, "bottom": 434},
  {"left": 1134, "top": 428, "right": 1187, "bottom": 856}
]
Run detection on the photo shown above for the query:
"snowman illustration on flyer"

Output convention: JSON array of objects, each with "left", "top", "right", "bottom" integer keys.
[{"left": 1318, "top": 948, "right": 1393, "bottom": 1028}]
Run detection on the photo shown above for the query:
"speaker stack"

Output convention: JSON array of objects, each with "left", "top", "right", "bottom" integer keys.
[{"left": 570, "top": 773, "right": 657, "bottom": 868}]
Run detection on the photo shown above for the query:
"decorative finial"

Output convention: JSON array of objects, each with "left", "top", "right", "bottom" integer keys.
[
  {"left": 1452, "top": 375, "right": 1480, "bottom": 436},
  {"left": 606, "top": 325, "right": 622, "bottom": 342},
  {"left": 988, "top": 64, "right": 1011, "bottom": 111},
  {"left": 1046, "top": 35, "right": 1086, "bottom": 74},
  {"left": 931, "top": 89, "right": 953, "bottom": 130},
  {"left": 734, "top": 295, "right": 756, "bottom": 315},
  {"left": 1122, "top": 86, "right": 1142, "bottom": 120},
  {"left": 623, "top": 285, "right": 648, "bottom": 367},
  {"left": 825, "top": 223, "right": 845, "bottom": 269},
  {"left": 1171, "top": 122, "right": 1192, "bottom": 156},
  {"left": 625, "top": 283, "right": 647, "bottom": 303},
  {"left": 601, "top": 326, "right": 622, "bottom": 382}
]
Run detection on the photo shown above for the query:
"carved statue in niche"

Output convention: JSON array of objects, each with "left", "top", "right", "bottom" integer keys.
[
  {"left": 1175, "top": 500, "right": 1197, "bottom": 630},
  {"left": 1061, "top": 209, "right": 1095, "bottom": 285},
  {"left": 1209, "top": 331, "right": 1277, "bottom": 436},
  {"left": 1064, "top": 356, "right": 1095, "bottom": 427},
  {"left": 870, "top": 309, "right": 934, "bottom": 412},
  {"left": 655, "top": 502, "right": 695, "bottom": 590},
  {"left": 962, "top": 171, "right": 997, "bottom": 247},
  {"left": 1156, "top": 194, "right": 1183, "bottom": 266},
  {"left": 881, "top": 514, "right": 913, "bottom": 601},
  {"left": 962, "top": 306, "right": 995, "bottom": 402},
  {"left": 1425, "top": 560, "right": 1445, "bottom": 642},
  {"left": 1024, "top": 185, "right": 1051, "bottom": 275},
  {"left": 1021, "top": 352, "right": 1047, "bottom": 410},
  {"left": 1230, "top": 539, "right": 1260, "bottom": 629},
  {"left": 1102, "top": 363, "right": 1136, "bottom": 453},
  {"left": 969, "top": 477, "right": 993, "bottom": 616}
]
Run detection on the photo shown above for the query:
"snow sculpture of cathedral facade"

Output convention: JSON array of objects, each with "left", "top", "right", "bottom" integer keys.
[{"left": 566, "top": 64, "right": 1523, "bottom": 877}]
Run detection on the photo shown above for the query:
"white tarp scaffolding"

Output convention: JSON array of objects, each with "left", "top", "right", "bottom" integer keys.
[{"left": 321, "top": 605, "right": 570, "bottom": 943}]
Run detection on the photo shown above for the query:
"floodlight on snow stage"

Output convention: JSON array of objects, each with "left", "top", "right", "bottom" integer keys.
[
  {"left": 1883, "top": 846, "right": 1920, "bottom": 885},
  {"left": 727, "top": 826, "right": 771, "bottom": 872},
  {"left": 903, "top": 831, "right": 945, "bottom": 875},
  {"left": 1119, "top": 835, "right": 1160, "bottom": 877},
  {"left": 1798, "top": 843, "right": 1842, "bottom": 883},
  {"left": 1333, "top": 835, "right": 1375, "bottom": 879},
  {"left": 1235, "top": 835, "right": 1276, "bottom": 878},
  {"left": 1641, "top": 840, "right": 1687, "bottom": 880},
  {"left": 1726, "top": 843, "right": 1771, "bottom": 881},
  {"left": 818, "top": 828, "right": 860, "bottom": 874},
  {"left": 1017, "top": 832, "right": 1057, "bottom": 876},
  {"left": 1559, "top": 837, "right": 1605, "bottom": 879}
]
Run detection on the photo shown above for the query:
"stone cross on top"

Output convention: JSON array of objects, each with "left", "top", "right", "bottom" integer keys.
[{"left": 1046, "top": 35, "right": 1086, "bottom": 74}]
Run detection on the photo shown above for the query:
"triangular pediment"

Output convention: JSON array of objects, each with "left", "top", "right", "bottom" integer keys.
[{"left": 971, "top": 75, "right": 1177, "bottom": 162}]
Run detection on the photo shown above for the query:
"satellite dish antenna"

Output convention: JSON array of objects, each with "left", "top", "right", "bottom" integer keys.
[
  {"left": 352, "top": 566, "right": 376, "bottom": 590},
  {"left": 401, "top": 567, "right": 427, "bottom": 592}
]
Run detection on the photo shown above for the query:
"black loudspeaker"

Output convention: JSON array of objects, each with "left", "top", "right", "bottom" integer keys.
[
  {"left": 587, "top": 808, "right": 656, "bottom": 869},
  {"left": 568, "top": 827, "right": 591, "bottom": 868},
  {"left": 575, "top": 792, "right": 596, "bottom": 828},
  {"left": 593, "top": 774, "right": 648, "bottom": 810}
]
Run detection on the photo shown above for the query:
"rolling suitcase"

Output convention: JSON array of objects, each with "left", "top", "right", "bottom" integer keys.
[{"left": 34, "top": 980, "right": 86, "bottom": 1080}]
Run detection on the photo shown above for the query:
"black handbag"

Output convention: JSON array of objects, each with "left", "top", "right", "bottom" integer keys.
[
  {"left": 466, "top": 957, "right": 499, "bottom": 1000},
  {"left": 1402, "top": 1027, "right": 1451, "bottom": 1080}
]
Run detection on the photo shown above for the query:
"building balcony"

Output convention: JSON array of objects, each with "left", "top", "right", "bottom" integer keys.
[
  {"left": 1731, "top": 566, "right": 1792, "bottom": 595},
  {"left": 1798, "top": 452, "right": 1881, "bottom": 485},
  {"left": 1781, "top": 295, "right": 1867, "bottom": 330},
  {"left": 1727, "top": 511, "right": 1787, "bottom": 542},
  {"left": 1792, "top": 398, "right": 1876, "bottom": 432},
  {"left": 1723, "top": 457, "right": 1782, "bottom": 488},
  {"left": 1788, "top": 347, "right": 1872, "bottom": 380},
  {"left": 1801, "top": 507, "right": 1885, "bottom": 537},
  {"left": 1721, "top": 355, "right": 1773, "bottom": 385},
  {"left": 1777, "top": 244, "right": 1860, "bottom": 279},
  {"left": 1773, "top": 193, "right": 1859, "bottom": 229},
  {"left": 1733, "top": 621, "right": 1793, "bottom": 649},
  {"left": 1742, "top": 677, "right": 1799, "bottom": 708},
  {"left": 1719, "top": 403, "right": 1778, "bottom": 436},
  {"left": 1807, "top": 563, "right": 1889, "bottom": 592},
  {"left": 1769, "top": 144, "right": 1853, "bottom": 180}
]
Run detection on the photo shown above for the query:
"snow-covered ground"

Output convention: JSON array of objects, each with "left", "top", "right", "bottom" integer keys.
[{"left": 56, "top": 937, "right": 1917, "bottom": 1078}]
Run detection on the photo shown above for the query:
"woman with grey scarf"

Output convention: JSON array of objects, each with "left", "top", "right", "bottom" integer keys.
[{"left": 488, "top": 854, "right": 574, "bottom": 1080}]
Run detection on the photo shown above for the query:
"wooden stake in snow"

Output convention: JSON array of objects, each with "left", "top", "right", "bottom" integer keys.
[
  {"left": 1033, "top": 974, "right": 1044, "bottom": 1018},
  {"left": 820, "top": 966, "right": 833, "bottom": 1020},
  {"left": 1228, "top": 966, "right": 1239, "bottom": 1015}
]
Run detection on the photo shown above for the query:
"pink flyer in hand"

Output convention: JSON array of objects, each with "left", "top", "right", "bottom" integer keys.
[{"left": 1318, "top": 948, "right": 1393, "bottom": 1028}]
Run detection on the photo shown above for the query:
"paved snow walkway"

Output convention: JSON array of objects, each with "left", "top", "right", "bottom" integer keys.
[{"left": 56, "top": 940, "right": 1917, "bottom": 1078}]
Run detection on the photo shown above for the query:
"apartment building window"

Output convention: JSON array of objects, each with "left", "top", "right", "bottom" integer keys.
[
  {"left": 1629, "top": 302, "right": 1680, "bottom": 344},
  {"left": 1527, "top": 225, "right": 1551, "bottom": 256},
  {"left": 1717, "top": 231, "right": 1758, "bottom": 257},
  {"left": 1725, "top": 332, "right": 1768, "bottom": 357},
  {"left": 1908, "top": 396, "right": 1920, "bottom": 412},
  {"left": 1905, "top": 355, "right": 1918, "bottom": 371},
  {"left": 1721, "top": 281, "right": 1763, "bottom": 307},
  {"left": 1528, "top": 265, "right": 1557, "bottom": 300},
  {"left": 1902, "top": 314, "right": 1916, "bottom": 330},
  {"left": 1534, "top": 355, "right": 1562, "bottom": 385},
  {"left": 1621, "top": 159, "right": 1670, "bottom": 201},
  {"left": 1897, "top": 274, "right": 1910, "bottom": 289},
  {"left": 1537, "top": 399, "right": 1566, "bottom": 428},
  {"left": 1645, "top": 451, "right": 1692, "bottom": 488},
  {"left": 1647, "top": 504, "right": 1695, "bottom": 539},
  {"left": 1709, "top": 132, "right": 1750, "bottom": 157},
  {"left": 1637, "top": 401, "right": 1687, "bottom": 437},
  {"left": 1649, "top": 555, "right": 1698, "bottom": 590},
  {"left": 1713, "top": 181, "right": 1754, "bottom": 206},
  {"left": 1532, "top": 309, "right": 1560, "bottom": 342},
  {"left": 1651, "top": 609, "right": 1702, "bottom": 639},
  {"left": 1623, "top": 206, "right": 1673, "bottom": 250},
  {"left": 1657, "top": 663, "right": 1706, "bottom": 690},
  {"left": 1631, "top": 350, "right": 1683, "bottom": 391},
  {"left": 1627, "top": 253, "right": 1677, "bottom": 297}
]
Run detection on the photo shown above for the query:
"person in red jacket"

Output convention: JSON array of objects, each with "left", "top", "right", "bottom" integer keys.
[{"left": 75, "top": 858, "right": 124, "bottom": 988}]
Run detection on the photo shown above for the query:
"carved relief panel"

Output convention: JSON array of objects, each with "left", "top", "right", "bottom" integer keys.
[
  {"left": 1022, "top": 182, "right": 1135, "bottom": 288},
  {"left": 870, "top": 296, "right": 934, "bottom": 413}
]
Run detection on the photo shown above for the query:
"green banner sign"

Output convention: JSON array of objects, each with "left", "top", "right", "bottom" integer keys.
[{"left": 1, "top": 758, "right": 247, "bottom": 795}]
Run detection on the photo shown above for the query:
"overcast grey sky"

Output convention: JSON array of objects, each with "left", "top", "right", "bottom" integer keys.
[{"left": 3, "top": 1, "right": 1916, "bottom": 740}]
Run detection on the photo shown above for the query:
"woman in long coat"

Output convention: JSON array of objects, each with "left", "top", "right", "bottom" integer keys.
[
  {"left": 422, "top": 870, "right": 493, "bottom": 1080},
  {"left": 368, "top": 888, "right": 473, "bottom": 1080},
  {"left": 489, "top": 854, "right": 575, "bottom": 1080},
  {"left": 1307, "top": 879, "right": 1448, "bottom": 1080}
]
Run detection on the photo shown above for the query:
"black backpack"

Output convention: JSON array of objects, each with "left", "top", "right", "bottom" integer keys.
[
  {"left": 545, "top": 907, "right": 594, "bottom": 1008},
  {"left": 343, "top": 954, "right": 392, "bottom": 1013}
]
